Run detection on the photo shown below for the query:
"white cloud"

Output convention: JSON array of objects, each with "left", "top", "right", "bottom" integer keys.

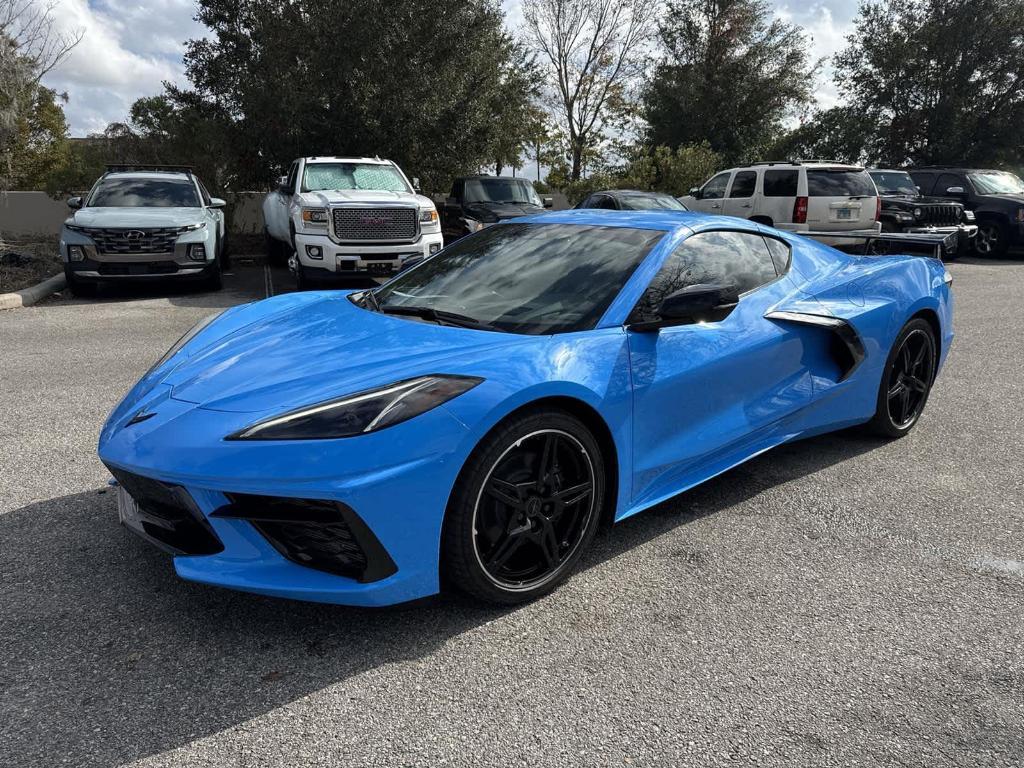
[{"left": 775, "top": 1, "right": 857, "bottom": 111}]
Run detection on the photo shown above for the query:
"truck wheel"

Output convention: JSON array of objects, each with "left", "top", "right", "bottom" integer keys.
[
  {"left": 975, "top": 220, "right": 1008, "bottom": 257},
  {"left": 264, "top": 228, "right": 286, "bottom": 266}
]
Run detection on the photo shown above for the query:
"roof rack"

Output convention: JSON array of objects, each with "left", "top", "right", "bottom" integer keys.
[
  {"left": 104, "top": 164, "right": 194, "bottom": 175},
  {"left": 751, "top": 160, "right": 800, "bottom": 166}
]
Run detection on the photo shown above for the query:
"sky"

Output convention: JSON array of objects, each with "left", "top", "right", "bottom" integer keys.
[{"left": 42, "top": 0, "right": 858, "bottom": 137}]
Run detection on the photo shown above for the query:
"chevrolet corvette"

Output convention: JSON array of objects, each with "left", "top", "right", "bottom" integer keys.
[{"left": 98, "top": 210, "right": 953, "bottom": 605}]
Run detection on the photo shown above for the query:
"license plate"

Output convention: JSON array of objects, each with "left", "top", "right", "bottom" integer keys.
[
  {"left": 837, "top": 208, "right": 853, "bottom": 220},
  {"left": 366, "top": 262, "right": 394, "bottom": 275},
  {"left": 117, "top": 486, "right": 139, "bottom": 524}
]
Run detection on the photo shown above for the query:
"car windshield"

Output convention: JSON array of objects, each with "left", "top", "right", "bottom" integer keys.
[
  {"left": 806, "top": 169, "right": 876, "bottom": 197},
  {"left": 967, "top": 171, "right": 1024, "bottom": 195},
  {"left": 302, "top": 163, "right": 411, "bottom": 193},
  {"left": 869, "top": 171, "right": 918, "bottom": 196},
  {"left": 88, "top": 177, "right": 200, "bottom": 207},
  {"left": 619, "top": 194, "right": 687, "bottom": 211},
  {"left": 372, "top": 223, "right": 663, "bottom": 335},
  {"left": 464, "top": 178, "right": 543, "bottom": 206}
]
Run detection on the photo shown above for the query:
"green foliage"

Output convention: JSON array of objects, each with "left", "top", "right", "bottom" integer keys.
[
  {"left": 1, "top": 84, "right": 71, "bottom": 192},
  {"left": 644, "top": 0, "right": 818, "bottom": 166},
  {"left": 768, "top": 106, "right": 877, "bottom": 165},
  {"left": 158, "top": 0, "right": 539, "bottom": 191},
  {"left": 832, "top": 0, "right": 1024, "bottom": 167}
]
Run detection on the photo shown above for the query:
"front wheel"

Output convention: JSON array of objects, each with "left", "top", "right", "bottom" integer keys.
[
  {"left": 64, "top": 266, "right": 96, "bottom": 298},
  {"left": 867, "top": 318, "right": 937, "bottom": 438},
  {"left": 975, "top": 220, "right": 1008, "bottom": 257},
  {"left": 442, "top": 409, "right": 605, "bottom": 604}
]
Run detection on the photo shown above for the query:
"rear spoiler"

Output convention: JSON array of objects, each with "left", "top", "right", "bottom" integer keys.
[{"left": 799, "top": 230, "right": 956, "bottom": 259}]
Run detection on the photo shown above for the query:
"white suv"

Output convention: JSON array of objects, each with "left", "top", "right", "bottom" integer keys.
[{"left": 681, "top": 161, "right": 882, "bottom": 242}]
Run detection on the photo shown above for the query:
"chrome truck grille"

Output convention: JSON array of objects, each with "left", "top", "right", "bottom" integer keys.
[
  {"left": 332, "top": 207, "right": 417, "bottom": 242},
  {"left": 82, "top": 227, "right": 180, "bottom": 255}
]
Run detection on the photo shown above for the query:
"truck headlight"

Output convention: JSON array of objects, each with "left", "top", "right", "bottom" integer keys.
[
  {"left": 302, "top": 208, "right": 329, "bottom": 225},
  {"left": 913, "top": 207, "right": 923, "bottom": 218},
  {"left": 226, "top": 375, "right": 483, "bottom": 441},
  {"left": 419, "top": 209, "right": 438, "bottom": 223},
  {"left": 962, "top": 209, "right": 975, "bottom": 222}
]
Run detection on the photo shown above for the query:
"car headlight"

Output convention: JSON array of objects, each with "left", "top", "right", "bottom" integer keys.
[
  {"left": 227, "top": 375, "right": 483, "bottom": 441},
  {"left": 420, "top": 209, "right": 438, "bottom": 223},
  {"left": 178, "top": 222, "right": 207, "bottom": 232},
  {"left": 962, "top": 209, "right": 975, "bottom": 222},
  {"left": 465, "top": 218, "right": 485, "bottom": 233},
  {"left": 302, "top": 208, "right": 329, "bottom": 225},
  {"left": 913, "top": 207, "right": 923, "bottom": 218},
  {"left": 147, "top": 310, "right": 224, "bottom": 376}
]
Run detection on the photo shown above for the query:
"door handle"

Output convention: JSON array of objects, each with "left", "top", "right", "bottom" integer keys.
[
  {"left": 741, "top": 204, "right": 752, "bottom": 209},
  {"left": 711, "top": 203, "right": 722, "bottom": 209}
]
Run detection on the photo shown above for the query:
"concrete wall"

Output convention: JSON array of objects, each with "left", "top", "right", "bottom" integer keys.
[{"left": 0, "top": 190, "right": 571, "bottom": 240}]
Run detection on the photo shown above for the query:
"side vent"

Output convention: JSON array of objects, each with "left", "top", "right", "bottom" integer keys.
[{"left": 765, "top": 310, "right": 866, "bottom": 382}]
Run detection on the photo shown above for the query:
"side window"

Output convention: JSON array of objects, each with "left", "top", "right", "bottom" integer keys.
[
  {"left": 631, "top": 231, "right": 779, "bottom": 320},
  {"left": 597, "top": 195, "right": 617, "bottom": 210},
  {"left": 451, "top": 179, "right": 464, "bottom": 201},
  {"left": 909, "top": 172, "right": 934, "bottom": 194},
  {"left": 286, "top": 162, "right": 299, "bottom": 194},
  {"left": 763, "top": 236, "right": 791, "bottom": 274},
  {"left": 197, "top": 179, "right": 212, "bottom": 206},
  {"left": 728, "top": 171, "right": 757, "bottom": 198},
  {"left": 935, "top": 173, "right": 963, "bottom": 195},
  {"left": 701, "top": 172, "right": 731, "bottom": 200},
  {"left": 763, "top": 170, "right": 799, "bottom": 197}
]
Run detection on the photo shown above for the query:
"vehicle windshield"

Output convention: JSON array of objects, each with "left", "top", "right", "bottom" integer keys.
[
  {"left": 302, "top": 163, "right": 411, "bottom": 193},
  {"left": 869, "top": 171, "right": 918, "bottom": 196},
  {"left": 464, "top": 178, "right": 543, "bottom": 207},
  {"left": 88, "top": 177, "right": 201, "bottom": 207},
  {"left": 806, "top": 169, "right": 876, "bottom": 197},
  {"left": 619, "top": 194, "right": 687, "bottom": 211},
  {"left": 372, "top": 223, "right": 664, "bottom": 335},
  {"left": 967, "top": 171, "right": 1024, "bottom": 195}
]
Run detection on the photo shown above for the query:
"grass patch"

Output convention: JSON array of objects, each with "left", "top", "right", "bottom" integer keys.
[{"left": 0, "top": 236, "right": 63, "bottom": 294}]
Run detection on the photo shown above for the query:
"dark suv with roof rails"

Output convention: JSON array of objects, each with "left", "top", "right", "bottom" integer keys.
[{"left": 907, "top": 166, "right": 1024, "bottom": 256}]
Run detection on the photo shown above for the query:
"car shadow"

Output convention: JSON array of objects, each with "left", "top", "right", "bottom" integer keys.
[{"left": 0, "top": 430, "right": 883, "bottom": 767}]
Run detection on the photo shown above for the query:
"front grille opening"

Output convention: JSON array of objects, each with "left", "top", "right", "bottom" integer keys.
[
  {"left": 98, "top": 261, "right": 181, "bottom": 276},
  {"left": 106, "top": 466, "right": 224, "bottom": 555},
  {"left": 332, "top": 207, "right": 417, "bottom": 242},
  {"left": 83, "top": 227, "right": 179, "bottom": 255},
  {"left": 213, "top": 495, "right": 397, "bottom": 583}
]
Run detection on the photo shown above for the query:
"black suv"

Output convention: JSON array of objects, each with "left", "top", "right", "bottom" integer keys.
[
  {"left": 869, "top": 169, "right": 977, "bottom": 257},
  {"left": 908, "top": 166, "right": 1024, "bottom": 255},
  {"left": 440, "top": 176, "right": 552, "bottom": 242}
]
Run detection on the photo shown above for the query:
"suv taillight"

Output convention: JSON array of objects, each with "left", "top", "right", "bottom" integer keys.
[
  {"left": 875, "top": 197, "right": 882, "bottom": 221},
  {"left": 793, "top": 196, "right": 808, "bottom": 224}
]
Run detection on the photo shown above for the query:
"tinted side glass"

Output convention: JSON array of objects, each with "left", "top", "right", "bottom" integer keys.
[
  {"left": 631, "top": 230, "right": 778, "bottom": 320},
  {"left": 198, "top": 180, "right": 212, "bottom": 206},
  {"left": 806, "top": 169, "right": 875, "bottom": 197},
  {"left": 286, "top": 162, "right": 298, "bottom": 194},
  {"left": 935, "top": 173, "right": 963, "bottom": 194},
  {"left": 702, "top": 173, "right": 731, "bottom": 200},
  {"left": 909, "top": 172, "right": 935, "bottom": 194},
  {"left": 729, "top": 171, "right": 757, "bottom": 198},
  {"left": 597, "top": 195, "right": 618, "bottom": 210},
  {"left": 763, "top": 170, "right": 799, "bottom": 197},
  {"left": 763, "top": 236, "right": 791, "bottom": 274}
]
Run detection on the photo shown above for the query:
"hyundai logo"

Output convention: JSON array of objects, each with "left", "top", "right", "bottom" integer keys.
[{"left": 125, "top": 230, "right": 147, "bottom": 239}]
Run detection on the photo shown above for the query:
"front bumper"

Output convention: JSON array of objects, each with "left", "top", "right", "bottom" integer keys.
[
  {"left": 98, "top": 383, "right": 471, "bottom": 606},
  {"left": 904, "top": 224, "right": 977, "bottom": 255},
  {"left": 61, "top": 226, "right": 217, "bottom": 279},
  {"left": 294, "top": 230, "right": 444, "bottom": 277}
]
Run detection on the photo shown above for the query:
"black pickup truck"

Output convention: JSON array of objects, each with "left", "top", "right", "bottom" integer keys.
[
  {"left": 440, "top": 175, "right": 552, "bottom": 242},
  {"left": 906, "top": 166, "right": 1024, "bottom": 256},
  {"left": 868, "top": 169, "right": 977, "bottom": 258}
]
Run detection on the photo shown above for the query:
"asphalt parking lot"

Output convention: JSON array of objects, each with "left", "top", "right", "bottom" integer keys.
[{"left": 1, "top": 256, "right": 1022, "bottom": 767}]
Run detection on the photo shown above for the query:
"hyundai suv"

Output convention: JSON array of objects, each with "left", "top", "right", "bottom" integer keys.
[{"left": 61, "top": 165, "right": 227, "bottom": 296}]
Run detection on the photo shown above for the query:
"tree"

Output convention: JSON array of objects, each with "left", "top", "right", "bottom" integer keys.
[
  {"left": 768, "top": 106, "right": 876, "bottom": 165},
  {"left": 644, "top": 0, "right": 817, "bottom": 166},
  {"left": 163, "top": 0, "right": 535, "bottom": 191},
  {"left": 523, "top": 0, "right": 656, "bottom": 182},
  {"left": 832, "top": 0, "right": 1024, "bottom": 167},
  {"left": 4, "top": 84, "right": 69, "bottom": 190}
]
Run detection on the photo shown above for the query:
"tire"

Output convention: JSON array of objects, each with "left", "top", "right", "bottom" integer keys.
[
  {"left": 295, "top": 262, "right": 313, "bottom": 291},
  {"left": 867, "top": 318, "right": 937, "bottom": 438},
  {"left": 442, "top": 408, "right": 606, "bottom": 604},
  {"left": 203, "top": 259, "right": 223, "bottom": 291},
  {"left": 264, "top": 228, "right": 286, "bottom": 266},
  {"left": 64, "top": 266, "right": 95, "bottom": 298},
  {"left": 975, "top": 219, "right": 1008, "bottom": 257}
]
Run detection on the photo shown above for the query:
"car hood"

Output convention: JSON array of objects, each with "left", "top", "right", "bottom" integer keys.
[
  {"left": 296, "top": 189, "right": 433, "bottom": 208},
  {"left": 67, "top": 207, "right": 205, "bottom": 228},
  {"left": 159, "top": 292, "right": 535, "bottom": 414},
  {"left": 464, "top": 201, "right": 545, "bottom": 222},
  {"left": 978, "top": 193, "right": 1024, "bottom": 206}
]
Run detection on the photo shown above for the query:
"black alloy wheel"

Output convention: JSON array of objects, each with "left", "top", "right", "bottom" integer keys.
[
  {"left": 869, "top": 318, "right": 937, "bottom": 437},
  {"left": 975, "top": 221, "right": 1007, "bottom": 256},
  {"left": 443, "top": 410, "right": 605, "bottom": 604}
]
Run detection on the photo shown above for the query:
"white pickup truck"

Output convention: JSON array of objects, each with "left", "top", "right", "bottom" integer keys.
[{"left": 262, "top": 156, "right": 443, "bottom": 287}]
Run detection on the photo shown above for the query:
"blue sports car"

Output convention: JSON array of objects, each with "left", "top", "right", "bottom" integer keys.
[{"left": 98, "top": 210, "right": 953, "bottom": 606}]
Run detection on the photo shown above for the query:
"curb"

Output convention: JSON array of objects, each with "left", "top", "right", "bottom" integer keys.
[{"left": 0, "top": 272, "right": 67, "bottom": 310}]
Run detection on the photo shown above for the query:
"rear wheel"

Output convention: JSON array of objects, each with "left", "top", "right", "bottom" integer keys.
[
  {"left": 442, "top": 409, "right": 605, "bottom": 604},
  {"left": 264, "top": 228, "right": 287, "bottom": 266},
  {"left": 975, "top": 220, "right": 1008, "bottom": 256},
  {"left": 867, "top": 318, "right": 937, "bottom": 438}
]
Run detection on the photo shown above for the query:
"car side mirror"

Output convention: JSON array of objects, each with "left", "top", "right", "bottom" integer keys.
[
  {"left": 67, "top": 196, "right": 82, "bottom": 209},
  {"left": 278, "top": 175, "right": 290, "bottom": 193},
  {"left": 412, "top": 177, "right": 421, "bottom": 192},
  {"left": 689, "top": 187, "right": 702, "bottom": 199},
  {"left": 209, "top": 197, "right": 226, "bottom": 209},
  {"left": 543, "top": 196, "right": 553, "bottom": 208},
  {"left": 945, "top": 186, "right": 966, "bottom": 196},
  {"left": 630, "top": 283, "right": 740, "bottom": 332}
]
